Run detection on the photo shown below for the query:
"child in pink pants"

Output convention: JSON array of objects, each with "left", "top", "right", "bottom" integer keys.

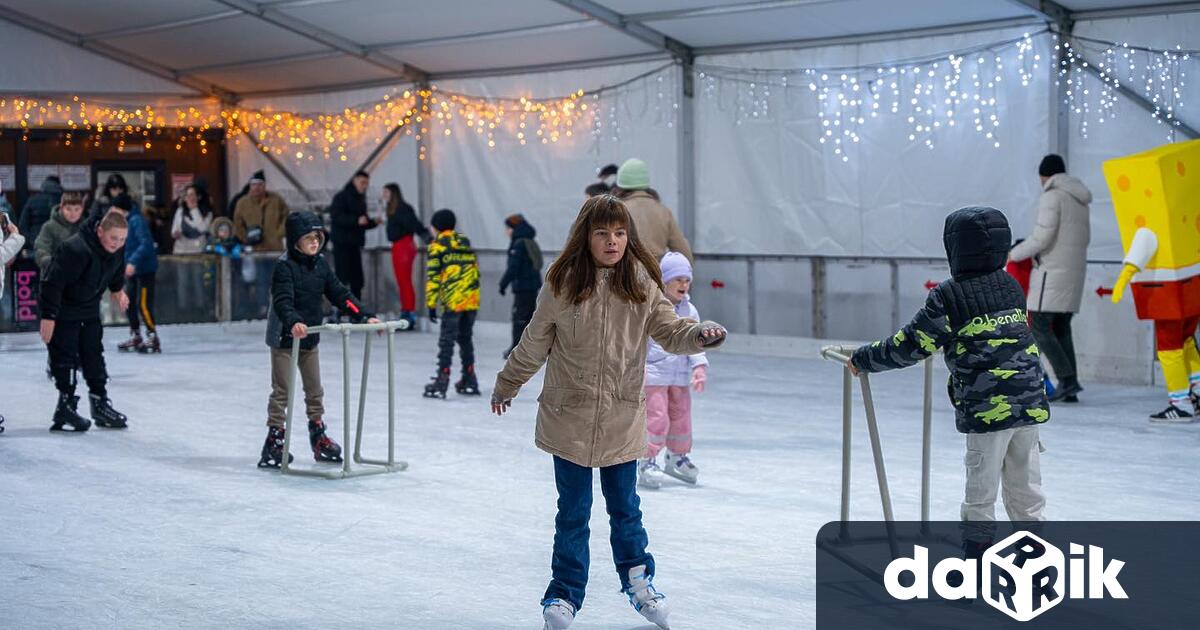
[{"left": 639, "top": 252, "right": 708, "bottom": 489}]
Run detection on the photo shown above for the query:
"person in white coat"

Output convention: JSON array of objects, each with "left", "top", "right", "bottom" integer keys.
[
  {"left": 1, "top": 213, "right": 26, "bottom": 434},
  {"left": 170, "top": 184, "right": 213, "bottom": 312},
  {"left": 639, "top": 252, "right": 709, "bottom": 489},
  {"left": 1009, "top": 154, "right": 1092, "bottom": 402}
]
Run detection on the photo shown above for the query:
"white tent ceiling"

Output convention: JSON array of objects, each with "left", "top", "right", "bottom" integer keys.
[{"left": 1, "top": 0, "right": 1195, "bottom": 99}]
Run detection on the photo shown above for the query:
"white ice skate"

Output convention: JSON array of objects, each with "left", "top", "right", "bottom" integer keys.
[
  {"left": 542, "top": 598, "right": 575, "bottom": 630},
  {"left": 624, "top": 565, "right": 670, "bottom": 629},
  {"left": 663, "top": 453, "right": 699, "bottom": 485},
  {"left": 638, "top": 458, "right": 664, "bottom": 489}
]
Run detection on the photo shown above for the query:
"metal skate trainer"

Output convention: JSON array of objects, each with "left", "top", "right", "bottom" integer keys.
[
  {"left": 817, "top": 345, "right": 949, "bottom": 583},
  {"left": 281, "top": 321, "right": 409, "bottom": 479}
]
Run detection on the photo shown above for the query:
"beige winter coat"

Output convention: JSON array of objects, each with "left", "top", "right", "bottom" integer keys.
[
  {"left": 233, "top": 191, "right": 290, "bottom": 252},
  {"left": 1010, "top": 174, "right": 1092, "bottom": 313},
  {"left": 495, "top": 267, "right": 723, "bottom": 468},
  {"left": 621, "top": 191, "right": 694, "bottom": 262}
]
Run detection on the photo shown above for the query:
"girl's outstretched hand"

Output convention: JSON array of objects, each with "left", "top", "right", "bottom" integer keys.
[
  {"left": 699, "top": 324, "right": 727, "bottom": 345},
  {"left": 491, "top": 393, "right": 512, "bottom": 416}
]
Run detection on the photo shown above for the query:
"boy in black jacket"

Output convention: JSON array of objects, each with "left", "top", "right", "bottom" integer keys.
[
  {"left": 39, "top": 211, "right": 131, "bottom": 431},
  {"left": 260, "top": 211, "right": 378, "bottom": 468},
  {"left": 850, "top": 207, "right": 1049, "bottom": 551},
  {"left": 498, "top": 213, "right": 543, "bottom": 358}
]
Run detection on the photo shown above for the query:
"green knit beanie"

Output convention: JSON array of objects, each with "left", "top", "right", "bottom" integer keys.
[{"left": 616, "top": 158, "right": 650, "bottom": 190}]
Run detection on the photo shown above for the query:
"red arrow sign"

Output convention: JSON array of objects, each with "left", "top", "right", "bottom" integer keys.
[
  {"left": 1096, "top": 286, "right": 1113, "bottom": 298},
  {"left": 924, "top": 280, "right": 939, "bottom": 291},
  {"left": 711, "top": 279, "right": 725, "bottom": 289}
]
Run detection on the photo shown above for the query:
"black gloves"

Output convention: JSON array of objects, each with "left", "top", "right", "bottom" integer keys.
[{"left": 428, "top": 308, "right": 438, "bottom": 324}]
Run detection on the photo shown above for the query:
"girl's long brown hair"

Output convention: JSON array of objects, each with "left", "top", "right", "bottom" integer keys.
[
  {"left": 384, "top": 183, "right": 402, "bottom": 216},
  {"left": 546, "top": 194, "right": 663, "bottom": 305}
]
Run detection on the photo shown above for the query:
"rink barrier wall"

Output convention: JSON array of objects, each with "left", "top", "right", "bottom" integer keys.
[{"left": 1, "top": 248, "right": 1156, "bottom": 386}]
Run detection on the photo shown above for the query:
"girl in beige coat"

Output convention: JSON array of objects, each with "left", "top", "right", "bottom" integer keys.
[{"left": 493, "top": 195, "right": 725, "bottom": 630}]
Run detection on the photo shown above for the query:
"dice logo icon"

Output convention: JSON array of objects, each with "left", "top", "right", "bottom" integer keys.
[{"left": 982, "top": 531, "right": 1065, "bottom": 621}]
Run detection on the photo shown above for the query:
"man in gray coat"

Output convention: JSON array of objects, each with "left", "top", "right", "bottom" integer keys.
[{"left": 1010, "top": 154, "right": 1092, "bottom": 403}]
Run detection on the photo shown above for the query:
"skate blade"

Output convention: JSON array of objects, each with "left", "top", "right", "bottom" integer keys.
[
  {"left": 94, "top": 421, "right": 128, "bottom": 429},
  {"left": 663, "top": 469, "right": 698, "bottom": 485},
  {"left": 49, "top": 423, "right": 90, "bottom": 433},
  {"left": 455, "top": 389, "right": 481, "bottom": 396}
]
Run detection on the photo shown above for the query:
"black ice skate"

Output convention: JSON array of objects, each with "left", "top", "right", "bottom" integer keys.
[
  {"left": 0, "top": 413, "right": 5, "bottom": 434},
  {"left": 137, "top": 332, "right": 161, "bottom": 354},
  {"left": 117, "top": 331, "right": 143, "bottom": 352},
  {"left": 50, "top": 393, "right": 91, "bottom": 432},
  {"left": 258, "top": 426, "right": 294, "bottom": 469},
  {"left": 308, "top": 418, "right": 343, "bottom": 463},
  {"left": 455, "top": 364, "right": 481, "bottom": 396},
  {"left": 424, "top": 368, "right": 450, "bottom": 399},
  {"left": 89, "top": 394, "right": 128, "bottom": 429}
]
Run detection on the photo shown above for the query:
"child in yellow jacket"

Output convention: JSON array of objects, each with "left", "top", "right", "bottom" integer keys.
[{"left": 423, "top": 208, "right": 481, "bottom": 398}]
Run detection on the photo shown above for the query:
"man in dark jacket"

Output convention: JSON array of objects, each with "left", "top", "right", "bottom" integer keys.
[
  {"left": 328, "top": 170, "right": 381, "bottom": 298},
  {"left": 498, "top": 213, "right": 543, "bottom": 358},
  {"left": 39, "top": 211, "right": 132, "bottom": 432},
  {"left": 850, "top": 206, "right": 1048, "bottom": 549},
  {"left": 18, "top": 175, "right": 64, "bottom": 254},
  {"left": 259, "top": 211, "right": 378, "bottom": 468}
]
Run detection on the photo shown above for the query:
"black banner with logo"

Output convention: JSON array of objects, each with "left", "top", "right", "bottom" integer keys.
[{"left": 817, "top": 521, "right": 1199, "bottom": 629}]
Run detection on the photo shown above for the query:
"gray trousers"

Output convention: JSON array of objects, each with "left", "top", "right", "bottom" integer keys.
[
  {"left": 267, "top": 347, "right": 324, "bottom": 428},
  {"left": 961, "top": 425, "right": 1045, "bottom": 542}
]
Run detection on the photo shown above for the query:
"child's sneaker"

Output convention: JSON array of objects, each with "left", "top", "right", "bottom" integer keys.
[
  {"left": 638, "top": 458, "right": 664, "bottom": 489},
  {"left": 308, "top": 418, "right": 343, "bottom": 462},
  {"left": 663, "top": 453, "right": 699, "bottom": 485},
  {"left": 1150, "top": 404, "right": 1196, "bottom": 423},
  {"left": 624, "top": 565, "right": 670, "bottom": 629},
  {"left": 541, "top": 598, "right": 575, "bottom": 630}
]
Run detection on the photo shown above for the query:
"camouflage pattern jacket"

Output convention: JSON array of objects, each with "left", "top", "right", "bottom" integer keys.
[
  {"left": 850, "top": 270, "right": 1049, "bottom": 434},
  {"left": 425, "top": 230, "right": 480, "bottom": 313}
]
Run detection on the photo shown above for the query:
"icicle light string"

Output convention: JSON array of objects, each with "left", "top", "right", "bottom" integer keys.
[{"left": 1, "top": 30, "right": 1194, "bottom": 162}]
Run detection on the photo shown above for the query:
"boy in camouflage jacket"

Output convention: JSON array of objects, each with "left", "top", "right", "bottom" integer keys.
[
  {"left": 849, "top": 206, "right": 1049, "bottom": 548},
  {"left": 423, "top": 208, "right": 482, "bottom": 398}
]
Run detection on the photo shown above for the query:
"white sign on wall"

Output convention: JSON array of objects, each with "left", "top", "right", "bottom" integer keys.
[
  {"left": 59, "top": 165, "right": 91, "bottom": 191},
  {"left": 28, "top": 165, "right": 59, "bottom": 189},
  {"left": 0, "top": 165, "right": 15, "bottom": 193}
]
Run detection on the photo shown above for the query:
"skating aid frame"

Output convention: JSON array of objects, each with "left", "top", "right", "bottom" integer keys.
[
  {"left": 818, "top": 345, "right": 945, "bottom": 582},
  {"left": 280, "top": 322, "right": 409, "bottom": 479}
]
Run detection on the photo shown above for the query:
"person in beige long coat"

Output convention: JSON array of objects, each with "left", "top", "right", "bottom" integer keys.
[
  {"left": 232, "top": 170, "right": 290, "bottom": 252},
  {"left": 614, "top": 158, "right": 694, "bottom": 262},
  {"left": 1010, "top": 154, "right": 1092, "bottom": 402},
  {"left": 492, "top": 195, "right": 725, "bottom": 630}
]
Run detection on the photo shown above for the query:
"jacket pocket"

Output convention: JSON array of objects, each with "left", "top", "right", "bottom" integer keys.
[
  {"left": 614, "top": 390, "right": 645, "bottom": 409},
  {"left": 537, "top": 386, "right": 590, "bottom": 413}
]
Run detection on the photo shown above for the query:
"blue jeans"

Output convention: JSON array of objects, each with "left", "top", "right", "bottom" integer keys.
[{"left": 543, "top": 456, "right": 654, "bottom": 612}]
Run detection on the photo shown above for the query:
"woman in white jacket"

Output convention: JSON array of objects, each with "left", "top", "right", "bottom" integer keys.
[
  {"left": 1010, "top": 154, "right": 1092, "bottom": 403},
  {"left": 639, "top": 252, "right": 709, "bottom": 489},
  {"left": 170, "top": 184, "right": 213, "bottom": 313}
]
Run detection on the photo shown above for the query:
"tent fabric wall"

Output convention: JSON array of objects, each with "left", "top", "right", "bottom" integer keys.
[
  {"left": 694, "top": 26, "right": 1053, "bottom": 257},
  {"left": 429, "top": 61, "right": 680, "bottom": 252}
]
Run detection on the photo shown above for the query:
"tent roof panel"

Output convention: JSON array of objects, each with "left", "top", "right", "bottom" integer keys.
[
  {"left": 1058, "top": 0, "right": 1183, "bottom": 10},
  {"left": 648, "top": 0, "right": 1035, "bottom": 49},
  {"left": 380, "top": 23, "right": 658, "bottom": 75},
  {"left": 192, "top": 55, "right": 394, "bottom": 94},
  {"left": 102, "top": 14, "right": 328, "bottom": 71},
  {"left": 281, "top": 0, "right": 587, "bottom": 46},
  {"left": 11, "top": 0, "right": 228, "bottom": 36}
]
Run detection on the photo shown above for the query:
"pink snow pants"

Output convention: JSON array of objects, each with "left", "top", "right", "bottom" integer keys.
[{"left": 645, "top": 385, "right": 692, "bottom": 458}]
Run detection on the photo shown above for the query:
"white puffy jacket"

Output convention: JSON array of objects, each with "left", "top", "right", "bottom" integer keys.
[
  {"left": 645, "top": 296, "right": 708, "bottom": 387},
  {"left": 1, "top": 229, "right": 26, "bottom": 297}
]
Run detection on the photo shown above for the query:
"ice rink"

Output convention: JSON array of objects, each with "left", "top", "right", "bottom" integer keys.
[{"left": 1, "top": 320, "right": 1197, "bottom": 630}]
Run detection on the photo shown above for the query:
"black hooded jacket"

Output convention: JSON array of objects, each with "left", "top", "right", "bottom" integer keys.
[
  {"left": 499, "top": 220, "right": 543, "bottom": 294},
  {"left": 39, "top": 215, "right": 126, "bottom": 322},
  {"left": 265, "top": 211, "right": 373, "bottom": 350},
  {"left": 852, "top": 207, "right": 1049, "bottom": 434},
  {"left": 328, "top": 181, "right": 370, "bottom": 248},
  {"left": 386, "top": 199, "right": 430, "bottom": 244}
]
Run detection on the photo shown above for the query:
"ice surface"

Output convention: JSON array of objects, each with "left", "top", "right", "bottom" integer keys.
[{"left": 1, "top": 321, "right": 1197, "bottom": 629}]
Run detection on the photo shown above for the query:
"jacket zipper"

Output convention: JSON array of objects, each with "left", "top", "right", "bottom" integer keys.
[{"left": 590, "top": 273, "right": 609, "bottom": 465}]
